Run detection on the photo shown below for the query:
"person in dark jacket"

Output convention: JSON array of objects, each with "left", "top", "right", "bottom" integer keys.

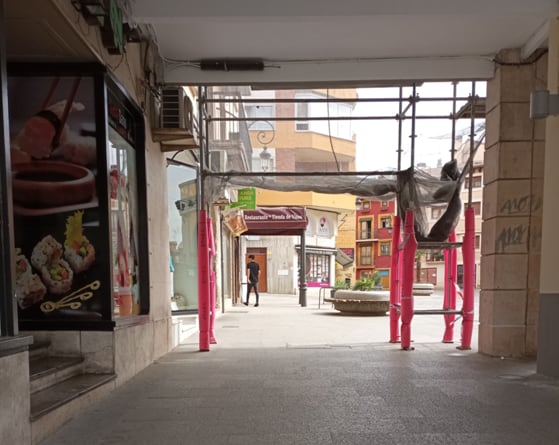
[{"left": 245, "top": 255, "right": 261, "bottom": 307}]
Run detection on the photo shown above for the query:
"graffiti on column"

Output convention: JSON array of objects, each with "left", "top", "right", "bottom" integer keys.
[
  {"left": 499, "top": 194, "right": 542, "bottom": 215},
  {"left": 495, "top": 193, "right": 542, "bottom": 253},
  {"left": 495, "top": 224, "right": 528, "bottom": 252}
]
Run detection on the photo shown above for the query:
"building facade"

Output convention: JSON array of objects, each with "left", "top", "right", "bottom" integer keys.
[
  {"left": 243, "top": 88, "right": 357, "bottom": 294},
  {"left": 355, "top": 199, "right": 396, "bottom": 289}
]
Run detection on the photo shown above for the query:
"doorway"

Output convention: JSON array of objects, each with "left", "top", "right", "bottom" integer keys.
[{"left": 245, "top": 248, "right": 267, "bottom": 293}]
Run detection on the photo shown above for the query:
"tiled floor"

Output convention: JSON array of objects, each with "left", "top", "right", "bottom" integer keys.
[{"left": 39, "top": 292, "right": 559, "bottom": 445}]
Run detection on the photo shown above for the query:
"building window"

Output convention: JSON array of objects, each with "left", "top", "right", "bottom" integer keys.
[
  {"left": 295, "top": 101, "right": 309, "bottom": 131},
  {"left": 379, "top": 215, "right": 392, "bottom": 229},
  {"left": 426, "top": 251, "right": 444, "bottom": 262},
  {"left": 362, "top": 201, "right": 370, "bottom": 210},
  {"left": 379, "top": 241, "right": 391, "bottom": 256},
  {"left": 431, "top": 206, "right": 444, "bottom": 219},
  {"left": 360, "top": 270, "right": 373, "bottom": 280},
  {"left": 465, "top": 175, "right": 483, "bottom": 189},
  {"left": 475, "top": 234, "right": 481, "bottom": 249},
  {"left": 359, "top": 245, "right": 372, "bottom": 266},
  {"left": 381, "top": 201, "right": 388, "bottom": 208},
  {"left": 359, "top": 218, "right": 372, "bottom": 239},
  {"left": 464, "top": 202, "right": 482, "bottom": 216},
  {"left": 245, "top": 104, "right": 275, "bottom": 131}
]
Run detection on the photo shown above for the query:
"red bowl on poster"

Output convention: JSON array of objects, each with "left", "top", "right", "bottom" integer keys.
[{"left": 12, "top": 161, "right": 95, "bottom": 209}]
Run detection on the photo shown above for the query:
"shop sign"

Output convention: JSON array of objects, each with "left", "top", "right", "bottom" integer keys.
[
  {"left": 231, "top": 188, "right": 256, "bottom": 209},
  {"left": 243, "top": 207, "right": 308, "bottom": 235},
  {"left": 101, "top": 0, "right": 125, "bottom": 55}
]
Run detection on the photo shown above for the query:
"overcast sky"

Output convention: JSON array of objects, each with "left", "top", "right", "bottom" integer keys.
[{"left": 354, "top": 81, "right": 486, "bottom": 171}]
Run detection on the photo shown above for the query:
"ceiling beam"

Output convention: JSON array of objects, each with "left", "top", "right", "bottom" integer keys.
[
  {"left": 521, "top": 19, "right": 550, "bottom": 60},
  {"left": 163, "top": 56, "right": 495, "bottom": 86}
]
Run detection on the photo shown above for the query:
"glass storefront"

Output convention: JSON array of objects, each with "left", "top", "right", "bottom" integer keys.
[
  {"left": 167, "top": 163, "right": 198, "bottom": 312},
  {"left": 108, "top": 127, "right": 140, "bottom": 317}
]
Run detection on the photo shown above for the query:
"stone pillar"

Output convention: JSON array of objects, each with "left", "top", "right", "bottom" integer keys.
[
  {"left": 481, "top": 48, "right": 546, "bottom": 358},
  {"left": 538, "top": 18, "right": 559, "bottom": 377}
]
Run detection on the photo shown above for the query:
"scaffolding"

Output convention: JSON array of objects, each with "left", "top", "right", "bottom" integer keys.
[{"left": 188, "top": 81, "right": 485, "bottom": 350}]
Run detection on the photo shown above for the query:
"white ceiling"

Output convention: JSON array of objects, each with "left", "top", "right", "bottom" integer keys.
[
  {"left": 129, "top": 0, "right": 558, "bottom": 86},
  {"left": 3, "top": 1, "right": 558, "bottom": 86}
]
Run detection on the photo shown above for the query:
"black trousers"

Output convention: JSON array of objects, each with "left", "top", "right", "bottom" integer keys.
[{"left": 246, "top": 282, "right": 259, "bottom": 303}]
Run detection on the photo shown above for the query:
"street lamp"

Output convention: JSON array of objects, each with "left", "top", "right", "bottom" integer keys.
[
  {"left": 259, "top": 147, "right": 272, "bottom": 171},
  {"left": 247, "top": 119, "right": 275, "bottom": 172}
]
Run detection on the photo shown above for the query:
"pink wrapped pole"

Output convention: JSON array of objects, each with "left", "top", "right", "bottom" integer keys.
[
  {"left": 209, "top": 270, "right": 217, "bottom": 344},
  {"left": 459, "top": 207, "right": 475, "bottom": 350},
  {"left": 389, "top": 216, "right": 402, "bottom": 343},
  {"left": 207, "top": 217, "right": 217, "bottom": 345},
  {"left": 197, "top": 210, "right": 211, "bottom": 351},
  {"left": 400, "top": 209, "right": 417, "bottom": 350},
  {"left": 442, "top": 232, "right": 457, "bottom": 343}
]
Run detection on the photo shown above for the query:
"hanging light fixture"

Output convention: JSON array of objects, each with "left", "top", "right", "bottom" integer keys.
[{"left": 259, "top": 147, "right": 272, "bottom": 172}]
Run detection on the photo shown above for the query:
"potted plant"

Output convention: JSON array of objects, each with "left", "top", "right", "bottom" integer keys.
[
  {"left": 372, "top": 271, "right": 383, "bottom": 290},
  {"left": 331, "top": 279, "right": 350, "bottom": 298}
]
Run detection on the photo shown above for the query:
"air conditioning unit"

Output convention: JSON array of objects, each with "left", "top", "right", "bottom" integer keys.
[
  {"left": 209, "top": 150, "right": 228, "bottom": 171},
  {"left": 152, "top": 87, "right": 200, "bottom": 151},
  {"left": 160, "top": 87, "right": 195, "bottom": 131}
]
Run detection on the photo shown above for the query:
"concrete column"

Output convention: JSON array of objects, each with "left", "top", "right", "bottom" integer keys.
[
  {"left": 538, "top": 18, "right": 559, "bottom": 377},
  {"left": 481, "top": 49, "right": 546, "bottom": 357}
]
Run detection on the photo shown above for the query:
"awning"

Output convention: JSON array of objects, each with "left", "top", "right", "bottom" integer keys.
[
  {"left": 335, "top": 248, "right": 354, "bottom": 267},
  {"left": 243, "top": 206, "right": 308, "bottom": 235},
  {"left": 293, "top": 246, "right": 354, "bottom": 267}
]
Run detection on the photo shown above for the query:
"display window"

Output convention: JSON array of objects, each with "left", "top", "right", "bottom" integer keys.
[{"left": 7, "top": 64, "right": 148, "bottom": 329}]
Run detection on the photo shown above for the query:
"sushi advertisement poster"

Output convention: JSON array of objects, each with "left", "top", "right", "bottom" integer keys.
[{"left": 8, "top": 74, "right": 111, "bottom": 323}]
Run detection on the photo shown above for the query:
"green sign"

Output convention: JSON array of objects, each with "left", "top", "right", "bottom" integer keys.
[{"left": 231, "top": 188, "right": 256, "bottom": 210}]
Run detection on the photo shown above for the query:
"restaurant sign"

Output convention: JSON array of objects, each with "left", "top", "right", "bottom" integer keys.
[{"left": 243, "top": 207, "right": 308, "bottom": 235}]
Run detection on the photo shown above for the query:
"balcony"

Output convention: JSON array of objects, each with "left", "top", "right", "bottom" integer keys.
[{"left": 356, "top": 228, "right": 393, "bottom": 242}]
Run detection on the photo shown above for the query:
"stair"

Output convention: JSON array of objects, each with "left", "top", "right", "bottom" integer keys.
[{"left": 28, "top": 339, "right": 116, "bottom": 444}]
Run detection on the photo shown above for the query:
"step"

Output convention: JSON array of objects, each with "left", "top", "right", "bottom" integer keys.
[
  {"left": 28, "top": 340, "right": 51, "bottom": 360},
  {"left": 30, "top": 373, "right": 116, "bottom": 421},
  {"left": 29, "top": 355, "right": 85, "bottom": 394}
]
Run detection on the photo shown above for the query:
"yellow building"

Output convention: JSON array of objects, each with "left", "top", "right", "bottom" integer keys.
[{"left": 243, "top": 89, "right": 357, "bottom": 293}]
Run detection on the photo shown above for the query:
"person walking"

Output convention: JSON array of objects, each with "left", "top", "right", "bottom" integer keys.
[{"left": 245, "top": 255, "right": 261, "bottom": 307}]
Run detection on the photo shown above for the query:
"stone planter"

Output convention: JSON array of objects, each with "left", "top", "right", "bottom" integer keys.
[
  {"left": 325, "top": 290, "right": 390, "bottom": 315},
  {"left": 413, "top": 283, "right": 435, "bottom": 296}
]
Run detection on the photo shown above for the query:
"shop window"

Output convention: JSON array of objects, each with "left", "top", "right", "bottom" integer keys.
[
  {"left": 305, "top": 253, "right": 331, "bottom": 284},
  {"left": 107, "top": 82, "right": 148, "bottom": 319},
  {"left": 109, "top": 132, "right": 140, "bottom": 317}
]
